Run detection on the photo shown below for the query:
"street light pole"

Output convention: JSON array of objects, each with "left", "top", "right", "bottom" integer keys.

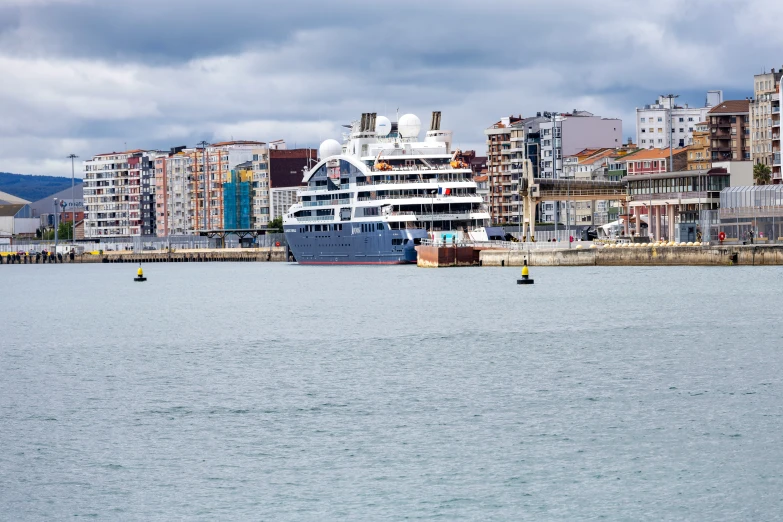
[
  {"left": 197, "top": 140, "right": 211, "bottom": 230},
  {"left": 53, "top": 198, "right": 59, "bottom": 252},
  {"left": 68, "top": 154, "right": 78, "bottom": 241},
  {"left": 661, "top": 94, "right": 679, "bottom": 169},
  {"left": 551, "top": 113, "right": 558, "bottom": 243},
  {"left": 649, "top": 171, "right": 653, "bottom": 241},
  {"left": 659, "top": 93, "right": 679, "bottom": 241}
]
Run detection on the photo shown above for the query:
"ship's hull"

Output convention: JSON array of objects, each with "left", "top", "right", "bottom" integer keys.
[{"left": 284, "top": 225, "right": 424, "bottom": 265}]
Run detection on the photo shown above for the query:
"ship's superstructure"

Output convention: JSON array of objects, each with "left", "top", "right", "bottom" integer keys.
[{"left": 283, "top": 111, "right": 504, "bottom": 264}]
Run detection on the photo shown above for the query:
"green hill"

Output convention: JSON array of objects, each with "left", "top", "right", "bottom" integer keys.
[{"left": 0, "top": 172, "right": 83, "bottom": 202}]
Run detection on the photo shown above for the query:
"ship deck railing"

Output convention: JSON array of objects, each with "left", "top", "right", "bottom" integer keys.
[
  {"left": 357, "top": 194, "right": 478, "bottom": 202},
  {"left": 295, "top": 215, "right": 334, "bottom": 222},
  {"left": 370, "top": 164, "right": 467, "bottom": 172},
  {"left": 302, "top": 199, "right": 352, "bottom": 207},
  {"left": 356, "top": 177, "right": 473, "bottom": 186}
]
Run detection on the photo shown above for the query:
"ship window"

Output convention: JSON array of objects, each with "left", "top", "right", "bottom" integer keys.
[
  {"left": 413, "top": 238, "right": 422, "bottom": 245},
  {"left": 377, "top": 223, "right": 384, "bottom": 230},
  {"left": 392, "top": 239, "right": 403, "bottom": 245}
]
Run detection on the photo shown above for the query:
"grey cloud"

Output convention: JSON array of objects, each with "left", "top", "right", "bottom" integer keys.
[{"left": 1, "top": 0, "right": 782, "bottom": 176}]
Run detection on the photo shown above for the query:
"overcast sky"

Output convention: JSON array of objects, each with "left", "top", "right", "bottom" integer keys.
[{"left": 1, "top": 0, "right": 782, "bottom": 177}]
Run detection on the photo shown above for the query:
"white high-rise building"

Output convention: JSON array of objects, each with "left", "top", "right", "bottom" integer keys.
[
  {"left": 750, "top": 68, "right": 782, "bottom": 180},
  {"left": 635, "top": 91, "right": 722, "bottom": 150}
]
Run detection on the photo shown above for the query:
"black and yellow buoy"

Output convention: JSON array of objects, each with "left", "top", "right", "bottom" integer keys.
[
  {"left": 517, "top": 260, "right": 534, "bottom": 285},
  {"left": 134, "top": 265, "right": 147, "bottom": 282}
]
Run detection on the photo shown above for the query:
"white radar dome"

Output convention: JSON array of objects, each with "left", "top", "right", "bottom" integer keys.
[
  {"left": 398, "top": 113, "right": 421, "bottom": 138},
  {"left": 375, "top": 115, "right": 392, "bottom": 136},
  {"left": 318, "top": 139, "right": 342, "bottom": 159}
]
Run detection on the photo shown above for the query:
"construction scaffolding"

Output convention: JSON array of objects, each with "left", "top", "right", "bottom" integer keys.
[{"left": 223, "top": 168, "right": 253, "bottom": 229}]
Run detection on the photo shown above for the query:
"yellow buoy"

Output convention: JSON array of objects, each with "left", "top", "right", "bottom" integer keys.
[
  {"left": 518, "top": 260, "right": 534, "bottom": 285},
  {"left": 134, "top": 264, "right": 147, "bottom": 282}
]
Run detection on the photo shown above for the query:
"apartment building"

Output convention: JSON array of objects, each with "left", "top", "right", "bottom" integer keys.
[
  {"left": 84, "top": 149, "right": 159, "bottom": 238},
  {"left": 484, "top": 112, "right": 621, "bottom": 224},
  {"left": 778, "top": 81, "right": 783, "bottom": 181},
  {"left": 270, "top": 188, "right": 300, "bottom": 221},
  {"left": 153, "top": 141, "right": 263, "bottom": 234},
  {"left": 619, "top": 147, "right": 688, "bottom": 176},
  {"left": 562, "top": 148, "right": 619, "bottom": 226},
  {"left": 251, "top": 146, "right": 271, "bottom": 227},
  {"left": 636, "top": 91, "right": 722, "bottom": 149},
  {"left": 190, "top": 141, "right": 263, "bottom": 231},
  {"left": 538, "top": 111, "right": 622, "bottom": 179},
  {"left": 707, "top": 100, "right": 750, "bottom": 163},
  {"left": 154, "top": 146, "right": 191, "bottom": 236},
  {"left": 750, "top": 68, "right": 782, "bottom": 180},
  {"left": 539, "top": 111, "right": 622, "bottom": 223},
  {"left": 687, "top": 122, "right": 711, "bottom": 171},
  {"left": 484, "top": 116, "right": 522, "bottom": 224},
  {"left": 251, "top": 145, "right": 317, "bottom": 226}
]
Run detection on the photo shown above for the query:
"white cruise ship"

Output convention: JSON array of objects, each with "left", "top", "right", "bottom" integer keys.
[{"left": 283, "top": 111, "right": 504, "bottom": 264}]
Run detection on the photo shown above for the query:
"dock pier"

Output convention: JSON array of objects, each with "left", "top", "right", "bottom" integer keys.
[{"left": 417, "top": 243, "right": 783, "bottom": 267}]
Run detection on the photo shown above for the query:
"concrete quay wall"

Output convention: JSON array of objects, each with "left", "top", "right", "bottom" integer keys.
[
  {"left": 1, "top": 248, "right": 289, "bottom": 265},
  {"left": 479, "top": 245, "right": 783, "bottom": 267}
]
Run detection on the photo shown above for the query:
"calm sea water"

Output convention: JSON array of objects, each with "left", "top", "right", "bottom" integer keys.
[{"left": 2, "top": 263, "right": 783, "bottom": 520}]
